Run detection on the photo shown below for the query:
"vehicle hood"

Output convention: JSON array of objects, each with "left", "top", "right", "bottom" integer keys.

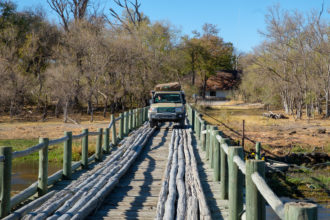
[{"left": 150, "top": 103, "right": 184, "bottom": 108}]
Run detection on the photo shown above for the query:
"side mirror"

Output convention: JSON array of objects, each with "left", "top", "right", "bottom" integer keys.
[{"left": 149, "top": 99, "right": 154, "bottom": 104}]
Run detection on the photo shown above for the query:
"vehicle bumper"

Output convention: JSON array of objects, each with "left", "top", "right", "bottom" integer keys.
[{"left": 148, "top": 112, "right": 185, "bottom": 122}]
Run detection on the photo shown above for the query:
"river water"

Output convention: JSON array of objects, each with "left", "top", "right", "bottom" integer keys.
[{"left": 11, "top": 161, "right": 62, "bottom": 194}]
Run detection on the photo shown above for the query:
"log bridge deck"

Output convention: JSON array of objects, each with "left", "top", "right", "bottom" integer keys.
[{"left": 2, "top": 105, "right": 318, "bottom": 220}]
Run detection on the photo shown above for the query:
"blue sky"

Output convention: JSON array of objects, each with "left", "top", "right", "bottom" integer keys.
[{"left": 14, "top": 0, "right": 329, "bottom": 53}]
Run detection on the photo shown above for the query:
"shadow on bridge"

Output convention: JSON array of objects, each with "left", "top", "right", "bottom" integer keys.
[{"left": 190, "top": 129, "right": 225, "bottom": 220}]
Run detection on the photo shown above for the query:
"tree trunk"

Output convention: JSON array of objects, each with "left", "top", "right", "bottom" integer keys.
[
  {"left": 326, "top": 90, "right": 330, "bottom": 117},
  {"left": 63, "top": 100, "right": 69, "bottom": 123},
  {"left": 296, "top": 100, "right": 303, "bottom": 119},
  {"left": 103, "top": 99, "right": 108, "bottom": 118},
  {"left": 202, "top": 73, "right": 207, "bottom": 99},
  {"left": 55, "top": 100, "right": 60, "bottom": 118}
]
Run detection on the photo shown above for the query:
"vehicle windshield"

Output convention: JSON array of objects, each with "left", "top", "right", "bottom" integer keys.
[{"left": 154, "top": 93, "right": 182, "bottom": 103}]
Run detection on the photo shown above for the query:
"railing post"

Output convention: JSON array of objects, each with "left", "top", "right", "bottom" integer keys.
[
  {"left": 201, "top": 121, "right": 206, "bottom": 151},
  {"left": 123, "top": 111, "right": 128, "bottom": 136},
  {"left": 284, "top": 202, "right": 317, "bottom": 220},
  {"left": 96, "top": 128, "right": 103, "bottom": 161},
  {"left": 191, "top": 108, "right": 195, "bottom": 131},
  {"left": 38, "top": 138, "right": 49, "bottom": 196},
  {"left": 139, "top": 108, "right": 142, "bottom": 126},
  {"left": 132, "top": 109, "right": 136, "bottom": 129},
  {"left": 63, "top": 131, "right": 72, "bottom": 180},
  {"left": 111, "top": 114, "right": 117, "bottom": 146},
  {"left": 213, "top": 131, "right": 221, "bottom": 181},
  {"left": 142, "top": 107, "right": 145, "bottom": 123},
  {"left": 129, "top": 109, "right": 133, "bottom": 131},
  {"left": 82, "top": 129, "right": 88, "bottom": 169},
  {"left": 228, "top": 146, "right": 244, "bottom": 220},
  {"left": 205, "top": 125, "right": 210, "bottom": 159},
  {"left": 246, "top": 160, "right": 266, "bottom": 220},
  {"left": 0, "top": 146, "right": 12, "bottom": 218},
  {"left": 195, "top": 115, "right": 200, "bottom": 140},
  {"left": 255, "top": 142, "right": 261, "bottom": 160},
  {"left": 126, "top": 111, "right": 129, "bottom": 134},
  {"left": 209, "top": 126, "right": 217, "bottom": 168},
  {"left": 119, "top": 113, "right": 123, "bottom": 139},
  {"left": 103, "top": 128, "right": 110, "bottom": 154},
  {"left": 198, "top": 116, "right": 202, "bottom": 140},
  {"left": 220, "top": 138, "right": 230, "bottom": 199}
]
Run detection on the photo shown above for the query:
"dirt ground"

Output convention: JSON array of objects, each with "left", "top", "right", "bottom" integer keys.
[
  {"left": 198, "top": 101, "right": 330, "bottom": 156},
  {"left": 0, "top": 112, "right": 112, "bottom": 140}
]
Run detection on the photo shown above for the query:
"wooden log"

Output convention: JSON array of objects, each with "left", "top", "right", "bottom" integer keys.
[
  {"left": 111, "top": 114, "right": 117, "bottom": 145},
  {"left": 0, "top": 146, "right": 12, "bottom": 218},
  {"left": 63, "top": 131, "right": 72, "bottom": 180},
  {"left": 284, "top": 202, "right": 317, "bottom": 220},
  {"left": 228, "top": 147, "right": 244, "bottom": 220},
  {"left": 163, "top": 131, "right": 179, "bottom": 220},
  {"left": 82, "top": 129, "right": 88, "bottom": 169},
  {"left": 246, "top": 160, "right": 266, "bottom": 220},
  {"left": 5, "top": 191, "right": 56, "bottom": 220},
  {"left": 186, "top": 196, "right": 198, "bottom": 220},
  {"left": 155, "top": 129, "right": 176, "bottom": 220},
  {"left": 95, "top": 128, "right": 103, "bottom": 161},
  {"left": 176, "top": 130, "right": 186, "bottom": 220},
  {"left": 10, "top": 183, "right": 38, "bottom": 209},
  {"left": 182, "top": 129, "right": 198, "bottom": 220},
  {"left": 220, "top": 138, "right": 230, "bottom": 200},
  {"left": 12, "top": 142, "right": 45, "bottom": 159},
  {"left": 38, "top": 138, "right": 49, "bottom": 196},
  {"left": 185, "top": 129, "right": 211, "bottom": 220},
  {"left": 251, "top": 172, "right": 284, "bottom": 219}
]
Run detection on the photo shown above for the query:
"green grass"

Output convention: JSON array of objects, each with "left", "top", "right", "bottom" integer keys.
[{"left": 0, "top": 138, "right": 96, "bottom": 163}]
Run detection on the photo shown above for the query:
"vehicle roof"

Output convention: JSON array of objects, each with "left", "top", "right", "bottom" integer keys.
[{"left": 154, "top": 91, "right": 183, "bottom": 94}]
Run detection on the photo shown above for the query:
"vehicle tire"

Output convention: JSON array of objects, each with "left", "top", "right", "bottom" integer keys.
[
  {"left": 150, "top": 120, "right": 156, "bottom": 128},
  {"left": 179, "top": 119, "right": 185, "bottom": 128}
]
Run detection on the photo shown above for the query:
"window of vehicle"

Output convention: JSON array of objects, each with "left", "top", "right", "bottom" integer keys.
[{"left": 154, "top": 93, "right": 182, "bottom": 103}]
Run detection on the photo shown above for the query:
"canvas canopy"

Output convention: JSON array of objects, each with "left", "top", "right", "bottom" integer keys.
[{"left": 154, "top": 82, "right": 181, "bottom": 91}]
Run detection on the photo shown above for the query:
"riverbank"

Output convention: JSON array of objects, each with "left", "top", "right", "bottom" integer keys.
[{"left": 196, "top": 101, "right": 330, "bottom": 208}]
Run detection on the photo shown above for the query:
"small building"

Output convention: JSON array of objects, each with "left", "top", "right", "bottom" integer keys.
[{"left": 203, "top": 70, "right": 239, "bottom": 100}]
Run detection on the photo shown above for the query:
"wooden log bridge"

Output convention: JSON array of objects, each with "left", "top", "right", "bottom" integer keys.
[{"left": 0, "top": 105, "right": 319, "bottom": 220}]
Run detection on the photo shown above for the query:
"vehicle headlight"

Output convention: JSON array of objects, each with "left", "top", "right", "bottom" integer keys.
[
  {"left": 149, "top": 107, "right": 157, "bottom": 113},
  {"left": 175, "top": 107, "right": 184, "bottom": 113}
]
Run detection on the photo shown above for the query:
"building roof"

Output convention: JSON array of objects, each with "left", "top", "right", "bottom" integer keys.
[{"left": 205, "top": 70, "right": 240, "bottom": 91}]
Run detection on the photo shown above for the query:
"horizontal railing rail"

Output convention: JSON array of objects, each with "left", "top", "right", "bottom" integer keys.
[
  {"left": 186, "top": 104, "right": 318, "bottom": 220},
  {"left": 0, "top": 106, "right": 149, "bottom": 218}
]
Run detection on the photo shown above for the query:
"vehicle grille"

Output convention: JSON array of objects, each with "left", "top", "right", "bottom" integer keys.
[{"left": 157, "top": 107, "right": 175, "bottom": 113}]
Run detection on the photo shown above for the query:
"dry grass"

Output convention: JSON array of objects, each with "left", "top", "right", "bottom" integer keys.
[{"left": 198, "top": 103, "right": 330, "bottom": 155}]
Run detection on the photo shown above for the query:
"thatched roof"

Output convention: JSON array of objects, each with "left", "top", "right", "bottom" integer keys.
[{"left": 205, "top": 71, "right": 240, "bottom": 91}]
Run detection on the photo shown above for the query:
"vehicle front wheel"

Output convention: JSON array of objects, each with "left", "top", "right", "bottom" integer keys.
[
  {"left": 179, "top": 119, "right": 185, "bottom": 128},
  {"left": 149, "top": 120, "right": 156, "bottom": 128}
]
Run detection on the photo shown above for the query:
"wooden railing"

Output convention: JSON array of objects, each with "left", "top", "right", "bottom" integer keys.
[
  {"left": 0, "top": 107, "right": 149, "bottom": 218},
  {"left": 186, "top": 104, "right": 318, "bottom": 220}
]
